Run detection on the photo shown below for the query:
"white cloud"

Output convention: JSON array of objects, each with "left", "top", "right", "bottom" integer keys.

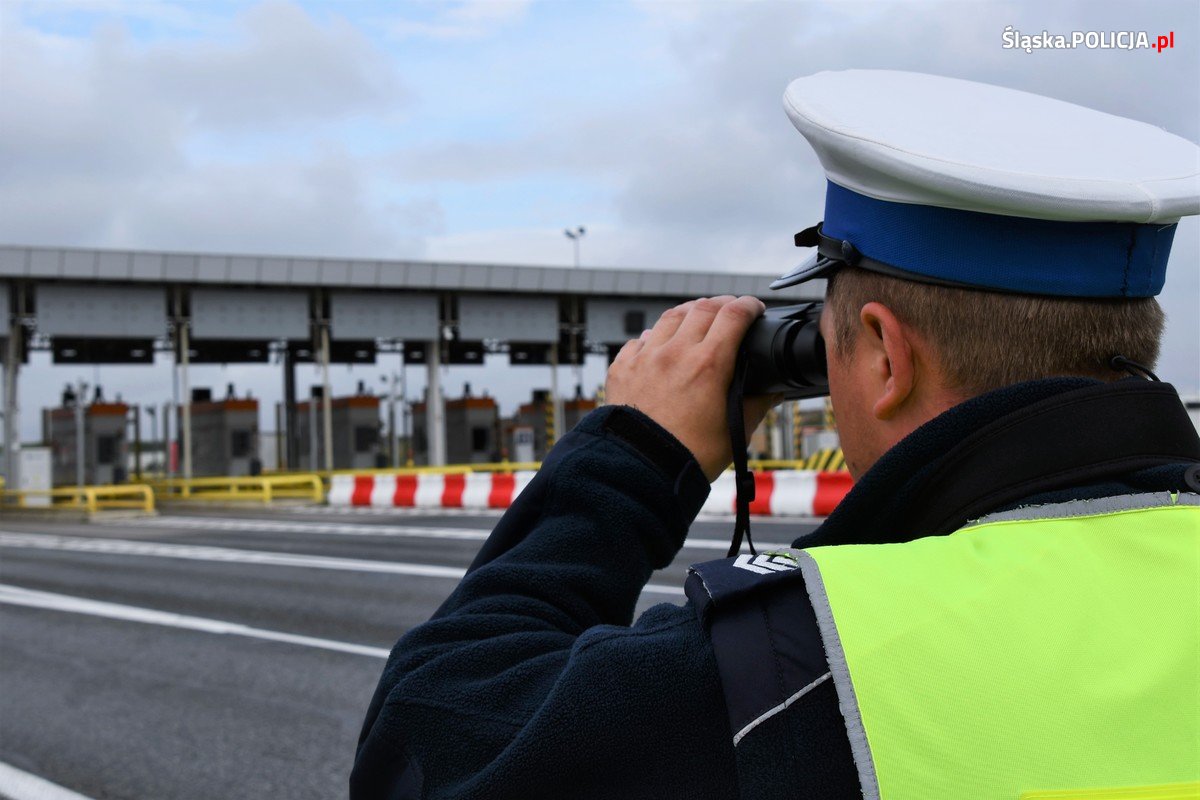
[
  {"left": 156, "top": 2, "right": 405, "bottom": 131},
  {"left": 0, "top": 1, "right": 427, "bottom": 257},
  {"left": 381, "top": 0, "right": 533, "bottom": 41},
  {"left": 110, "top": 146, "right": 439, "bottom": 257}
]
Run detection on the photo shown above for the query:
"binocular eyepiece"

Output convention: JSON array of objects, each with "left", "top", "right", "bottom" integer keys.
[{"left": 739, "top": 302, "right": 829, "bottom": 400}]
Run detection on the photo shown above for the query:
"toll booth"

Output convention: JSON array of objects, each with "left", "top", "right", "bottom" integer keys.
[
  {"left": 187, "top": 386, "right": 260, "bottom": 477},
  {"left": 796, "top": 402, "right": 840, "bottom": 460},
  {"left": 508, "top": 423, "right": 536, "bottom": 463},
  {"left": 412, "top": 385, "right": 499, "bottom": 465},
  {"left": 564, "top": 395, "right": 598, "bottom": 432},
  {"left": 512, "top": 390, "right": 554, "bottom": 461},
  {"left": 294, "top": 388, "right": 384, "bottom": 471},
  {"left": 510, "top": 389, "right": 598, "bottom": 461},
  {"left": 42, "top": 389, "right": 129, "bottom": 486}
]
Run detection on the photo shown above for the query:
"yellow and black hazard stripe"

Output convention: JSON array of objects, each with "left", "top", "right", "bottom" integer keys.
[{"left": 803, "top": 448, "right": 847, "bottom": 472}]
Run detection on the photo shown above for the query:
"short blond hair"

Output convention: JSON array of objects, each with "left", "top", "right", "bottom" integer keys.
[{"left": 826, "top": 268, "right": 1165, "bottom": 396}]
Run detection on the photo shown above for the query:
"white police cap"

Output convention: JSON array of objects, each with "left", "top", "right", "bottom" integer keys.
[{"left": 772, "top": 70, "right": 1200, "bottom": 297}]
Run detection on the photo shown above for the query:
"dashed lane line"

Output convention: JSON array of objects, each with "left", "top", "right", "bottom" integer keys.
[
  {"left": 100, "top": 515, "right": 795, "bottom": 552},
  {"left": 0, "top": 532, "right": 686, "bottom": 596},
  {"left": 0, "top": 583, "right": 390, "bottom": 659}
]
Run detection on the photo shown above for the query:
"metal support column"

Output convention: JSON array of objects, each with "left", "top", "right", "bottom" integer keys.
[
  {"left": 274, "top": 402, "right": 284, "bottom": 472},
  {"left": 781, "top": 401, "right": 795, "bottom": 461},
  {"left": 426, "top": 339, "right": 446, "bottom": 466},
  {"left": 386, "top": 372, "right": 398, "bottom": 467},
  {"left": 74, "top": 380, "right": 85, "bottom": 488},
  {"left": 170, "top": 334, "right": 179, "bottom": 478},
  {"left": 550, "top": 343, "right": 563, "bottom": 445},
  {"left": 401, "top": 362, "right": 412, "bottom": 467},
  {"left": 179, "top": 320, "right": 193, "bottom": 480},
  {"left": 145, "top": 405, "right": 158, "bottom": 477},
  {"left": 319, "top": 325, "right": 334, "bottom": 473},
  {"left": 308, "top": 390, "right": 319, "bottom": 471},
  {"left": 768, "top": 408, "right": 783, "bottom": 461},
  {"left": 2, "top": 292, "right": 19, "bottom": 492},
  {"left": 283, "top": 344, "right": 297, "bottom": 471},
  {"left": 569, "top": 297, "right": 582, "bottom": 398},
  {"left": 163, "top": 401, "right": 173, "bottom": 478},
  {"left": 791, "top": 401, "right": 803, "bottom": 460},
  {"left": 132, "top": 405, "right": 142, "bottom": 481}
]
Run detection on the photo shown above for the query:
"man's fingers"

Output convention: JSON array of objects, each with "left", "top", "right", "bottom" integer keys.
[
  {"left": 644, "top": 301, "right": 696, "bottom": 347},
  {"left": 702, "top": 295, "right": 766, "bottom": 362},
  {"left": 612, "top": 336, "right": 644, "bottom": 365},
  {"left": 674, "top": 296, "right": 737, "bottom": 343}
]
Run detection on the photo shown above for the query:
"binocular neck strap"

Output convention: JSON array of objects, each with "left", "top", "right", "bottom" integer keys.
[{"left": 726, "top": 348, "right": 758, "bottom": 558}]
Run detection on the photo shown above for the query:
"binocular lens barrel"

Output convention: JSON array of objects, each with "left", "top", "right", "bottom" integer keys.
[{"left": 739, "top": 302, "right": 829, "bottom": 400}]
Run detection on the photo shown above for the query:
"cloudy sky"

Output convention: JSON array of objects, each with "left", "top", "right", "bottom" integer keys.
[{"left": 1, "top": 0, "right": 1197, "bottom": 440}]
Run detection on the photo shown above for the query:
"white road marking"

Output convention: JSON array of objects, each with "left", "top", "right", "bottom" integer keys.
[
  {"left": 284, "top": 506, "right": 507, "bottom": 519},
  {"left": 289, "top": 504, "right": 818, "bottom": 526},
  {"left": 0, "top": 583, "right": 391, "bottom": 659},
  {"left": 0, "top": 532, "right": 685, "bottom": 596},
  {"left": 106, "top": 515, "right": 498, "bottom": 540},
  {"left": 103, "top": 515, "right": 797, "bottom": 552},
  {"left": 0, "top": 761, "right": 98, "bottom": 800},
  {"left": 0, "top": 761, "right": 97, "bottom": 800}
]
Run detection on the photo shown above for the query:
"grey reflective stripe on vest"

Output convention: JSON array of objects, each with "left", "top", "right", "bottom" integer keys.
[
  {"left": 796, "top": 552, "right": 882, "bottom": 800},
  {"left": 962, "top": 490, "right": 1200, "bottom": 527},
  {"left": 794, "top": 491, "right": 1200, "bottom": 800}
]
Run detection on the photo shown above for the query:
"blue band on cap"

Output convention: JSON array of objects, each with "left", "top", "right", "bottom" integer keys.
[{"left": 822, "top": 181, "right": 1176, "bottom": 297}]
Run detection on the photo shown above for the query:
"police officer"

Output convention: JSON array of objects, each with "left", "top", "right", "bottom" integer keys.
[{"left": 351, "top": 70, "right": 1200, "bottom": 799}]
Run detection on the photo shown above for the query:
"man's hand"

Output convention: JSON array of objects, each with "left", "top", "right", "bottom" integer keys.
[{"left": 605, "top": 295, "right": 779, "bottom": 482}]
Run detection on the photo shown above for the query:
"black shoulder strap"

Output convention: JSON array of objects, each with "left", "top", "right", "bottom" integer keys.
[
  {"left": 686, "top": 558, "right": 827, "bottom": 737},
  {"left": 726, "top": 345, "right": 757, "bottom": 557},
  {"left": 904, "top": 381, "right": 1200, "bottom": 536}
]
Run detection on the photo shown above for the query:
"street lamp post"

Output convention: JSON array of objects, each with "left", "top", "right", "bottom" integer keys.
[
  {"left": 381, "top": 374, "right": 396, "bottom": 467},
  {"left": 146, "top": 405, "right": 158, "bottom": 476},
  {"left": 381, "top": 370, "right": 406, "bottom": 468},
  {"left": 563, "top": 226, "right": 586, "bottom": 268},
  {"left": 559, "top": 226, "right": 587, "bottom": 433}
]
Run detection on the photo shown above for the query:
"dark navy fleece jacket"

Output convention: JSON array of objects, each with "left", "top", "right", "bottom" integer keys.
[
  {"left": 351, "top": 378, "right": 1198, "bottom": 799},
  {"left": 351, "top": 403, "right": 738, "bottom": 800}
]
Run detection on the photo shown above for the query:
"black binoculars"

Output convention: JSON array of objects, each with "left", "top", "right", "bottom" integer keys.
[{"left": 739, "top": 302, "right": 829, "bottom": 400}]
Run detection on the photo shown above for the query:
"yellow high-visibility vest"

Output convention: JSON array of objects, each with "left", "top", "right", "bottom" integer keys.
[{"left": 796, "top": 492, "right": 1200, "bottom": 800}]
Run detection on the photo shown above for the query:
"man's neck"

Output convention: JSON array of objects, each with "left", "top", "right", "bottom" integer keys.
[{"left": 797, "top": 377, "right": 1199, "bottom": 549}]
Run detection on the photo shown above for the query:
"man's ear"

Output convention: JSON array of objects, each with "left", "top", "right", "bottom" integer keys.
[{"left": 858, "top": 301, "right": 915, "bottom": 421}]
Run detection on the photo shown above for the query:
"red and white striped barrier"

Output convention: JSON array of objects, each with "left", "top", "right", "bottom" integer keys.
[
  {"left": 328, "top": 472, "right": 538, "bottom": 509},
  {"left": 329, "top": 470, "right": 852, "bottom": 517},
  {"left": 699, "top": 470, "right": 853, "bottom": 517}
]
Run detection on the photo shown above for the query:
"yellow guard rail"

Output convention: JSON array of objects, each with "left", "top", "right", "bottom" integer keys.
[
  {"left": 147, "top": 474, "right": 324, "bottom": 504},
  {"left": 0, "top": 484, "right": 155, "bottom": 515}
]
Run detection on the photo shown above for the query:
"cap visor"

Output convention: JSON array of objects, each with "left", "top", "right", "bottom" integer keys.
[{"left": 769, "top": 253, "right": 840, "bottom": 290}]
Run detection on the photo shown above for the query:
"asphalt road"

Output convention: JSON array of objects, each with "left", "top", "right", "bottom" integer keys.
[{"left": 0, "top": 504, "right": 819, "bottom": 800}]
